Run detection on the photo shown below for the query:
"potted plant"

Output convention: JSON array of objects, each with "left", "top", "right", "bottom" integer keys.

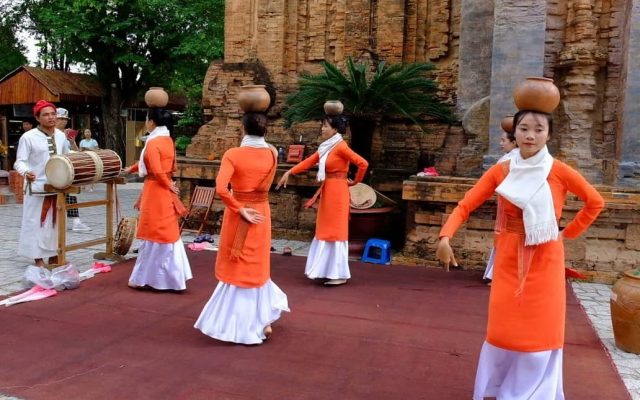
[
  {"left": 610, "top": 268, "right": 640, "bottom": 354},
  {"left": 283, "top": 57, "right": 455, "bottom": 170},
  {"left": 283, "top": 57, "right": 455, "bottom": 255},
  {"left": 175, "top": 135, "right": 192, "bottom": 156}
]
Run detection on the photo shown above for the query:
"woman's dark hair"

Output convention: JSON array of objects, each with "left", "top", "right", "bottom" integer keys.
[
  {"left": 504, "top": 126, "right": 516, "bottom": 142},
  {"left": 148, "top": 108, "right": 174, "bottom": 130},
  {"left": 242, "top": 112, "right": 267, "bottom": 136},
  {"left": 513, "top": 110, "right": 553, "bottom": 137},
  {"left": 323, "top": 115, "right": 348, "bottom": 134}
]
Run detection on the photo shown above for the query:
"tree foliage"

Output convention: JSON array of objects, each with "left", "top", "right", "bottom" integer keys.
[
  {"left": 283, "top": 57, "right": 455, "bottom": 167},
  {"left": 6, "top": 0, "right": 224, "bottom": 154},
  {"left": 0, "top": 18, "right": 27, "bottom": 78},
  {"left": 284, "top": 57, "right": 455, "bottom": 128}
]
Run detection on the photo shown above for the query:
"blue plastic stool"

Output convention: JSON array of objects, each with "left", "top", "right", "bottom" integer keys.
[{"left": 361, "top": 238, "right": 391, "bottom": 265}]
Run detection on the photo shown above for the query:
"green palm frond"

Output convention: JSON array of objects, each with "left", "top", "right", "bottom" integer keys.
[{"left": 283, "top": 57, "right": 455, "bottom": 128}]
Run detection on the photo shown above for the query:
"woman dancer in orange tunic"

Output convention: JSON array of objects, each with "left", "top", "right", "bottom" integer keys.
[
  {"left": 484, "top": 124, "right": 518, "bottom": 283},
  {"left": 124, "top": 109, "right": 192, "bottom": 291},
  {"left": 436, "top": 110, "right": 604, "bottom": 399},
  {"left": 277, "top": 115, "right": 368, "bottom": 285},
  {"left": 195, "top": 113, "right": 289, "bottom": 344}
]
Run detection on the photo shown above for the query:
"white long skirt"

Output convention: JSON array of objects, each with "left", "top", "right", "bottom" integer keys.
[
  {"left": 194, "top": 279, "right": 289, "bottom": 345},
  {"left": 483, "top": 247, "right": 496, "bottom": 280},
  {"left": 304, "top": 238, "right": 350, "bottom": 280},
  {"left": 473, "top": 341, "right": 564, "bottom": 400},
  {"left": 128, "top": 238, "right": 192, "bottom": 290}
]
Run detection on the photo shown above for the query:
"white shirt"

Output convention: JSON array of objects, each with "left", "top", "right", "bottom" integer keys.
[{"left": 79, "top": 138, "right": 99, "bottom": 150}]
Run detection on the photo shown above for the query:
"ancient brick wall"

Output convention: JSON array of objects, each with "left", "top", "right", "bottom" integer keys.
[
  {"left": 188, "top": 0, "right": 462, "bottom": 172},
  {"left": 179, "top": 0, "right": 639, "bottom": 271},
  {"left": 547, "top": 0, "right": 622, "bottom": 185},
  {"left": 401, "top": 176, "right": 640, "bottom": 284}
]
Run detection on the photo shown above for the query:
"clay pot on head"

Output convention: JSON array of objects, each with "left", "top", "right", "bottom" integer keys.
[
  {"left": 611, "top": 270, "right": 640, "bottom": 354},
  {"left": 144, "top": 87, "right": 169, "bottom": 108},
  {"left": 238, "top": 85, "right": 270, "bottom": 113},
  {"left": 512, "top": 77, "right": 560, "bottom": 113},
  {"left": 324, "top": 100, "right": 344, "bottom": 115},
  {"left": 501, "top": 115, "right": 514, "bottom": 133}
]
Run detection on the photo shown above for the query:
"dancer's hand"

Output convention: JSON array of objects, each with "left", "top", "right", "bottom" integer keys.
[
  {"left": 170, "top": 181, "right": 179, "bottom": 194},
  {"left": 436, "top": 237, "right": 458, "bottom": 272},
  {"left": 276, "top": 170, "right": 291, "bottom": 189},
  {"left": 239, "top": 207, "right": 265, "bottom": 224},
  {"left": 25, "top": 171, "right": 35, "bottom": 182}
]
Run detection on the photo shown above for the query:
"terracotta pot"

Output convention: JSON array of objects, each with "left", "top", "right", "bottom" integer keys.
[
  {"left": 324, "top": 100, "right": 344, "bottom": 115},
  {"left": 512, "top": 77, "right": 560, "bottom": 113},
  {"left": 144, "top": 87, "right": 169, "bottom": 108},
  {"left": 501, "top": 115, "right": 514, "bottom": 133},
  {"left": 348, "top": 206, "right": 395, "bottom": 258},
  {"left": 610, "top": 270, "right": 640, "bottom": 354},
  {"left": 238, "top": 85, "right": 270, "bottom": 112}
]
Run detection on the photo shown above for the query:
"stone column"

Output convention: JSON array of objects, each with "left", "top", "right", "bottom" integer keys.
[
  {"left": 619, "top": 1, "right": 640, "bottom": 187},
  {"left": 457, "top": 0, "right": 495, "bottom": 115},
  {"left": 484, "top": 0, "right": 547, "bottom": 167}
]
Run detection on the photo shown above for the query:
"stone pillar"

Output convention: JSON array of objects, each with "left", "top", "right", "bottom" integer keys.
[
  {"left": 619, "top": 0, "right": 640, "bottom": 187},
  {"left": 376, "top": 0, "right": 406, "bottom": 63},
  {"left": 224, "top": 0, "right": 258, "bottom": 62},
  {"left": 484, "top": 1, "right": 547, "bottom": 167},
  {"left": 457, "top": 0, "right": 494, "bottom": 115}
]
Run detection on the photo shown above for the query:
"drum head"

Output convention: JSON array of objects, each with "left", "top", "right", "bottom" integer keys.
[{"left": 45, "top": 156, "right": 74, "bottom": 189}]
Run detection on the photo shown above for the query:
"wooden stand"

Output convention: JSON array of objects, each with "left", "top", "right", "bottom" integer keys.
[{"left": 45, "top": 177, "right": 127, "bottom": 268}]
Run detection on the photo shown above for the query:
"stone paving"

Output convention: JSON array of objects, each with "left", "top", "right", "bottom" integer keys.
[{"left": 0, "top": 182, "right": 638, "bottom": 399}]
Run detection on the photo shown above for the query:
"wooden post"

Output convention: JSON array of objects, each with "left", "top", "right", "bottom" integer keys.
[
  {"left": 106, "top": 180, "right": 114, "bottom": 253},
  {"left": 56, "top": 191, "right": 67, "bottom": 267}
]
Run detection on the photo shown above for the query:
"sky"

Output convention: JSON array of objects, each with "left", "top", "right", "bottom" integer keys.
[{"left": 16, "top": 30, "right": 38, "bottom": 65}]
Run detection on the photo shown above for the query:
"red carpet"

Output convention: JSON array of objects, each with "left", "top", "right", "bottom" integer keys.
[{"left": 0, "top": 251, "right": 630, "bottom": 400}]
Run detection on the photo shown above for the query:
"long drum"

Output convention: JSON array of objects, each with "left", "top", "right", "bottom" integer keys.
[{"left": 46, "top": 150, "right": 122, "bottom": 189}]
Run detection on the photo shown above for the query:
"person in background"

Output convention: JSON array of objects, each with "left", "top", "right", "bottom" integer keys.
[
  {"left": 22, "top": 119, "right": 34, "bottom": 133},
  {"left": 79, "top": 129, "right": 99, "bottom": 150},
  {"left": 483, "top": 123, "right": 519, "bottom": 284},
  {"left": 55, "top": 107, "right": 91, "bottom": 232},
  {"left": 14, "top": 101, "right": 70, "bottom": 267}
]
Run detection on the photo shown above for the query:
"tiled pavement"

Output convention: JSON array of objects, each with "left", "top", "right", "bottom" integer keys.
[{"left": 0, "top": 182, "right": 638, "bottom": 399}]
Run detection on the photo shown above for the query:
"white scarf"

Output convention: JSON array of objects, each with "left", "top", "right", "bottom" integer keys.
[
  {"left": 316, "top": 133, "right": 343, "bottom": 181},
  {"left": 498, "top": 147, "right": 519, "bottom": 163},
  {"left": 240, "top": 135, "right": 269, "bottom": 148},
  {"left": 495, "top": 145, "right": 558, "bottom": 245},
  {"left": 138, "top": 125, "right": 170, "bottom": 177}
]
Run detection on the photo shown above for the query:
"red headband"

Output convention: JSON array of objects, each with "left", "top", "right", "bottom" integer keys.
[{"left": 33, "top": 100, "right": 56, "bottom": 117}]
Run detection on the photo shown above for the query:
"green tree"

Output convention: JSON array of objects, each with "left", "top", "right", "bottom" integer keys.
[
  {"left": 0, "top": 19, "right": 27, "bottom": 78},
  {"left": 284, "top": 58, "right": 455, "bottom": 167},
  {"left": 10, "top": 0, "right": 223, "bottom": 155}
]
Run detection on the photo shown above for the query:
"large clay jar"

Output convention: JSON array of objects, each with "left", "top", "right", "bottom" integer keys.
[
  {"left": 610, "top": 270, "right": 640, "bottom": 354},
  {"left": 501, "top": 115, "right": 514, "bottom": 133},
  {"left": 238, "top": 85, "right": 270, "bottom": 112},
  {"left": 144, "top": 87, "right": 169, "bottom": 108},
  {"left": 324, "top": 100, "right": 344, "bottom": 115},
  {"left": 512, "top": 77, "right": 560, "bottom": 113}
]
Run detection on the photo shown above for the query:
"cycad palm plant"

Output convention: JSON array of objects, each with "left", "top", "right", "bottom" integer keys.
[{"left": 284, "top": 57, "right": 454, "bottom": 165}]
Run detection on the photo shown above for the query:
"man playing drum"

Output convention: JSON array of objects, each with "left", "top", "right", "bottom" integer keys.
[
  {"left": 55, "top": 108, "right": 91, "bottom": 232},
  {"left": 14, "top": 101, "right": 70, "bottom": 267}
]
